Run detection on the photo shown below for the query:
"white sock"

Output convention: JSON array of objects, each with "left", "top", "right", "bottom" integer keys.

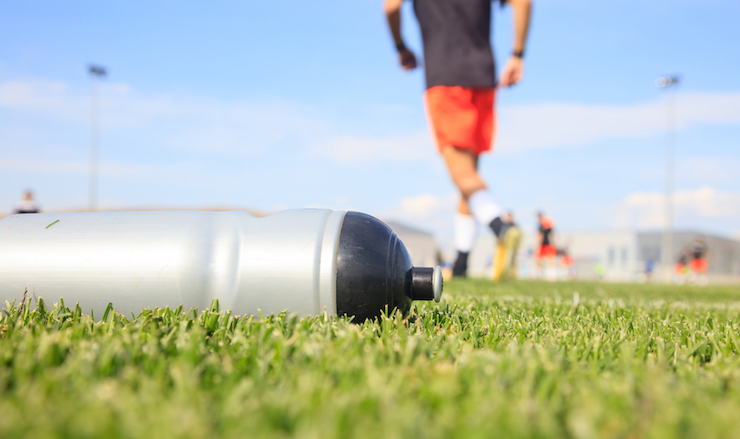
[
  {"left": 454, "top": 213, "right": 477, "bottom": 253},
  {"left": 468, "top": 189, "right": 501, "bottom": 226}
]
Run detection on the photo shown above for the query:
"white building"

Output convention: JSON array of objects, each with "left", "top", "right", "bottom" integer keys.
[
  {"left": 558, "top": 231, "right": 638, "bottom": 281},
  {"left": 461, "top": 229, "right": 740, "bottom": 283}
]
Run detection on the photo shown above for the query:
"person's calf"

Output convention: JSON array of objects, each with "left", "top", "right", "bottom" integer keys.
[
  {"left": 442, "top": 146, "right": 486, "bottom": 199},
  {"left": 453, "top": 213, "right": 476, "bottom": 277},
  {"left": 452, "top": 251, "right": 469, "bottom": 277}
]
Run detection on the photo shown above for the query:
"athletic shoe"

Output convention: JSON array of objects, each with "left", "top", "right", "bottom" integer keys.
[{"left": 492, "top": 224, "right": 522, "bottom": 281}]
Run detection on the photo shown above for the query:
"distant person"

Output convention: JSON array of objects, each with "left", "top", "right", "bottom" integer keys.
[
  {"left": 384, "top": 0, "right": 532, "bottom": 278},
  {"left": 558, "top": 247, "right": 574, "bottom": 280},
  {"left": 644, "top": 259, "right": 655, "bottom": 282},
  {"left": 689, "top": 237, "right": 710, "bottom": 274},
  {"left": 536, "top": 212, "right": 557, "bottom": 281},
  {"left": 674, "top": 249, "right": 689, "bottom": 285},
  {"left": 689, "top": 237, "right": 711, "bottom": 285},
  {"left": 593, "top": 263, "right": 606, "bottom": 280},
  {"left": 492, "top": 211, "right": 522, "bottom": 281},
  {"left": 14, "top": 190, "right": 40, "bottom": 214}
]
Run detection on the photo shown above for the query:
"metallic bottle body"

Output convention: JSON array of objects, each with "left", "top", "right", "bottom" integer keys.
[{"left": 0, "top": 209, "right": 345, "bottom": 317}]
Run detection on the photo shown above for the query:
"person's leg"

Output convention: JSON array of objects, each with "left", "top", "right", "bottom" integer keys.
[
  {"left": 446, "top": 148, "right": 484, "bottom": 277},
  {"left": 442, "top": 146, "right": 506, "bottom": 238},
  {"left": 442, "top": 146, "right": 484, "bottom": 200},
  {"left": 452, "top": 212, "right": 476, "bottom": 277},
  {"left": 545, "top": 254, "right": 557, "bottom": 282},
  {"left": 450, "top": 152, "right": 477, "bottom": 276},
  {"left": 426, "top": 87, "right": 504, "bottom": 276}
]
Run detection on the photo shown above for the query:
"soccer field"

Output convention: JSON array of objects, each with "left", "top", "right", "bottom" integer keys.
[{"left": 2, "top": 280, "right": 740, "bottom": 438}]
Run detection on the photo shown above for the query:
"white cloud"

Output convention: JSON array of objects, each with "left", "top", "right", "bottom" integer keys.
[
  {"left": 380, "top": 192, "right": 459, "bottom": 245},
  {"left": 679, "top": 157, "right": 740, "bottom": 185},
  {"left": 0, "top": 156, "right": 198, "bottom": 180},
  {"left": 398, "top": 193, "right": 452, "bottom": 218},
  {"left": 2, "top": 80, "right": 740, "bottom": 162},
  {"left": 385, "top": 192, "right": 457, "bottom": 220},
  {"left": 609, "top": 186, "right": 740, "bottom": 230},
  {"left": 0, "top": 80, "right": 72, "bottom": 109},
  {"left": 0, "top": 79, "right": 425, "bottom": 161},
  {"left": 496, "top": 92, "right": 740, "bottom": 152},
  {"left": 314, "top": 132, "right": 433, "bottom": 162}
]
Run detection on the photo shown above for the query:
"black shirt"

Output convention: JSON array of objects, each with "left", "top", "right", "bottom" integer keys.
[
  {"left": 413, "top": 0, "right": 497, "bottom": 89},
  {"left": 692, "top": 243, "right": 707, "bottom": 259},
  {"left": 539, "top": 224, "right": 552, "bottom": 246}
]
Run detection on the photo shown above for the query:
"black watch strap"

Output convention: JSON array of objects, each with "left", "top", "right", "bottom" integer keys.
[
  {"left": 512, "top": 50, "right": 524, "bottom": 59},
  {"left": 395, "top": 42, "right": 408, "bottom": 52}
]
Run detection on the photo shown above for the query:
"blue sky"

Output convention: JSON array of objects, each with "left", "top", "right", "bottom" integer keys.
[{"left": 1, "top": 0, "right": 739, "bottom": 252}]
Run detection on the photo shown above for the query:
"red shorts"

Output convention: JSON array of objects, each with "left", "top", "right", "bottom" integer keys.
[
  {"left": 424, "top": 86, "right": 496, "bottom": 156},
  {"left": 690, "top": 258, "right": 708, "bottom": 273},
  {"left": 538, "top": 244, "right": 557, "bottom": 259}
]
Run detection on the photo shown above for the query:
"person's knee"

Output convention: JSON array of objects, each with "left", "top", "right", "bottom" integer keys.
[
  {"left": 449, "top": 166, "right": 475, "bottom": 187},
  {"left": 443, "top": 146, "right": 485, "bottom": 197},
  {"left": 454, "top": 172, "right": 485, "bottom": 198}
]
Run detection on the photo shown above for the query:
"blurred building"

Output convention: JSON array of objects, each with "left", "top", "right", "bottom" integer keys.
[
  {"left": 461, "top": 229, "right": 740, "bottom": 283},
  {"left": 384, "top": 221, "right": 440, "bottom": 268},
  {"left": 556, "top": 231, "right": 638, "bottom": 281},
  {"left": 553, "top": 230, "right": 740, "bottom": 283},
  {"left": 636, "top": 231, "right": 740, "bottom": 279}
]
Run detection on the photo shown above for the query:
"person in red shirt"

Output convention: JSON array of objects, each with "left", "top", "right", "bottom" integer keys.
[
  {"left": 689, "top": 237, "right": 710, "bottom": 275},
  {"left": 536, "top": 212, "right": 557, "bottom": 280},
  {"left": 674, "top": 249, "right": 690, "bottom": 284},
  {"left": 688, "top": 237, "right": 711, "bottom": 286},
  {"left": 384, "top": 0, "right": 532, "bottom": 277},
  {"left": 558, "top": 247, "right": 574, "bottom": 280}
]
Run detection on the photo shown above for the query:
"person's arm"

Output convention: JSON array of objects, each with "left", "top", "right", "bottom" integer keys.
[
  {"left": 498, "top": 0, "right": 532, "bottom": 87},
  {"left": 384, "top": 0, "right": 417, "bottom": 71}
]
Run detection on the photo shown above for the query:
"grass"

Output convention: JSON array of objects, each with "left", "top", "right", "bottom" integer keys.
[{"left": 2, "top": 279, "right": 740, "bottom": 438}]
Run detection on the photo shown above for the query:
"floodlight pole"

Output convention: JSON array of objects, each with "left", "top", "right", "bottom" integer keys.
[
  {"left": 656, "top": 75, "right": 679, "bottom": 282},
  {"left": 88, "top": 64, "right": 107, "bottom": 212}
]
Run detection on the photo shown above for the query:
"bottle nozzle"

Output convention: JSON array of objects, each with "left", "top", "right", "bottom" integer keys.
[{"left": 410, "top": 266, "right": 443, "bottom": 302}]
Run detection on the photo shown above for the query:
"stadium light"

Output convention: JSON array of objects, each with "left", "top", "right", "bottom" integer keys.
[
  {"left": 655, "top": 76, "right": 679, "bottom": 88},
  {"left": 656, "top": 75, "right": 679, "bottom": 282},
  {"left": 88, "top": 64, "right": 107, "bottom": 212}
]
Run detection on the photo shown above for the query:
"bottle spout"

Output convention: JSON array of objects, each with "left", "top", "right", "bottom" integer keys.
[
  {"left": 336, "top": 212, "right": 445, "bottom": 320},
  {"left": 410, "top": 266, "right": 443, "bottom": 303}
]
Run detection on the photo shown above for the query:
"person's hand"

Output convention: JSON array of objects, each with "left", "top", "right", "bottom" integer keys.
[
  {"left": 399, "top": 49, "right": 417, "bottom": 71},
  {"left": 498, "top": 55, "right": 524, "bottom": 88}
]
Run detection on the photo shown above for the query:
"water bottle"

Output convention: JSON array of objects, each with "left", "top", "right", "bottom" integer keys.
[{"left": 0, "top": 209, "right": 442, "bottom": 321}]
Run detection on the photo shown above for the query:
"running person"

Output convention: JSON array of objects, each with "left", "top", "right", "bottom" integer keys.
[
  {"left": 537, "top": 212, "right": 555, "bottom": 258},
  {"left": 492, "top": 211, "right": 523, "bottom": 281},
  {"left": 383, "top": 0, "right": 532, "bottom": 277},
  {"left": 536, "top": 211, "right": 556, "bottom": 280},
  {"left": 674, "top": 249, "right": 690, "bottom": 284},
  {"left": 689, "top": 237, "right": 711, "bottom": 285}
]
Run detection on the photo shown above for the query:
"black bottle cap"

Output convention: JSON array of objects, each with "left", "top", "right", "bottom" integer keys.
[{"left": 335, "top": 211, "right": 442, "bottom": 322}]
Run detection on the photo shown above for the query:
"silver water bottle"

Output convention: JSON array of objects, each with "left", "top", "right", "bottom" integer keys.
[{"left": 0, "top": 209, "right": 442, "bottom": 321}]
